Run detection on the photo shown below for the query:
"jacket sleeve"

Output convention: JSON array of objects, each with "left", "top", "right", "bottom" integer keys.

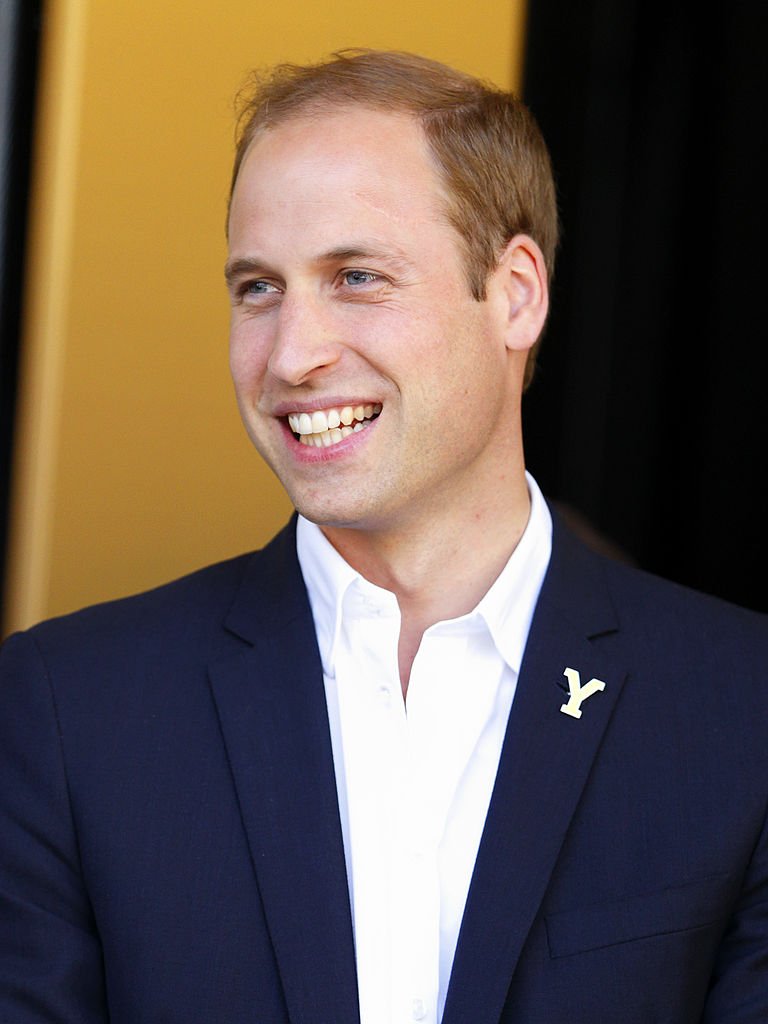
[
  {"left": 701, "top": 782, "right": 768, "bottom": 1021},
  {"left": 0, "top": 630, "right": 108, "bottom": 1021}
]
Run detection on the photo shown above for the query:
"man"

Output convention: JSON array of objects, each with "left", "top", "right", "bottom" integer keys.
[{"left": 1, "top": 50, "right": 767, "bottom": 1024}]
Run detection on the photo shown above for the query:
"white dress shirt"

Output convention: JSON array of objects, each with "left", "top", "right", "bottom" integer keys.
[{"left": 296, "top": 473, "right": 552, "bottom": 1024}]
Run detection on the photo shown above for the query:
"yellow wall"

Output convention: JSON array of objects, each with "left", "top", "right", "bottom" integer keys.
[{"left": 4, "top": 0, "right": 528, "bottom": 635}]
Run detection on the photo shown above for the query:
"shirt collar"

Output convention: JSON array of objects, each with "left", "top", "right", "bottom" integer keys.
[
  {"left": 297, "top": 472, "right": 552, "bottom": 678},
  {"left": 471, "top": 473, "right": 552, "bottom": 672}
]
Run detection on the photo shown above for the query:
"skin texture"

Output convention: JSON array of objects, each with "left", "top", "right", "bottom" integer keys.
[{"left": 227, "top": 106, "right": 548, "bottom": 690}]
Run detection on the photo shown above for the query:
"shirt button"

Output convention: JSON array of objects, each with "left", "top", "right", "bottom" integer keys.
[
  {"left": 377, "top": 685, "right": 391, "bottom": 706},
  {"left": 411, "top": 997, "right": 427, "bottom": 1020}
]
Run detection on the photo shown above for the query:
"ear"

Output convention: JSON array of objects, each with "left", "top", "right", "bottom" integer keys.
[{"left": 487, "top": 234, "right": 549, "bottom": 354}]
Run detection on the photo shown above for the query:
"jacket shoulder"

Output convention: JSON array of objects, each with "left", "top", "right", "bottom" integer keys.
[
  {"left": 554, "top": 516, "right": 768, "bottom": 667},
  {"left": 3, "top": 519, "right": 300, "bottom": 668},
  {"left": 603, "top": 549, "right": 767, "bottom": 644}
]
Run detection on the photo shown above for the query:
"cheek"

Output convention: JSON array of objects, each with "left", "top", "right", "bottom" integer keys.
[{"left": 229, "top": 322, "right": 270, "bottom": 391}]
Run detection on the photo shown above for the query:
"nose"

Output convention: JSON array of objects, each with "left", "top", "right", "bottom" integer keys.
[{"left": 267, "top": 291, "right": 342, "bottom": 386}]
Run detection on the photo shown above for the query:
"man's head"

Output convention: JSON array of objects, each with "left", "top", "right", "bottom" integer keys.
[
  {"left": 226, "top": 53, "right": 551, "bottom": 536},
  {"left": 229, "top": 49, "right": 557, "bottom": 389}
]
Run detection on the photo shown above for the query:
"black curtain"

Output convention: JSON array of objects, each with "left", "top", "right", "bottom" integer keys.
[
  {"left": 0, "top": 0, "right": 44, "bottom": 614},
  {"left": 522, "top": 0, "right": 768, "bottom": 611}
]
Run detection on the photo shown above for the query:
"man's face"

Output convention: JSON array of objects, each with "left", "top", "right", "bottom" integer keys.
[{"left": 227, "top": 106, "right": 523, "bottom": 536}]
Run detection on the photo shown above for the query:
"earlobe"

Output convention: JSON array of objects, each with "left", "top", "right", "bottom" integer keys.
[{"left": 492, "top": 234, "right": 549, "bottom": 353}]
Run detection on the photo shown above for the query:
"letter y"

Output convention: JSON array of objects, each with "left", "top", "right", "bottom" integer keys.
[{"left": 560, "top": 667, "right": 606, "bottom": 719}]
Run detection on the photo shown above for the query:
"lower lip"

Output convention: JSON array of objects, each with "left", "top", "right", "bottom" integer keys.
[{"left": 282, "top": 417, "right": 379, "bottom": 463}]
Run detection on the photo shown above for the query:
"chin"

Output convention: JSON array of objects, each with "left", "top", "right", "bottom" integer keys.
[
  {"left": 293, "top": 503, "right": 361, "bottom": 530},
  {"left": 289, "top": 492, "right": 378, "bottom": 532}
]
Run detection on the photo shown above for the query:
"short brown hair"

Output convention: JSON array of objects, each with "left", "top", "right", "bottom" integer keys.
[{"left": 230, "top": 50, "right": 558, "bottom": 388}]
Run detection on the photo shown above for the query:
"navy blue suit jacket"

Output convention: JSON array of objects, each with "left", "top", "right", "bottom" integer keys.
[{"left": 1, "top": 515, "right": 768, "bottom": 1022}]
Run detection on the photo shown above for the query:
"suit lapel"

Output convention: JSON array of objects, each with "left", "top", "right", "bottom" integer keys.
[
  {"left": 443, "top": 518, "right": 628, "bottom": 1024},
  {"left": 209, "top": 522, "right": 359, "bottom": 1024}
]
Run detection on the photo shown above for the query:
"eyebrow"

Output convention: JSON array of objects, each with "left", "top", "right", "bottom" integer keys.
[
  {"left": 224, "top": 243, "right": 415, "bottom": 287},
  {"left": 224, "top": 256, "right": 266, "bottom": 288},
  {"left": 316, "top": 245, "right": 414, "bottom": 273}
]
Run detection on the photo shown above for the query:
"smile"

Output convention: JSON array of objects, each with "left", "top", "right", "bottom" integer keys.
[{"left": 287, "top": 404, "right": 382, "bottom": 448}]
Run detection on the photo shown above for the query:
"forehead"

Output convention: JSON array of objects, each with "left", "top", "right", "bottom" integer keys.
[{"left": 228, "top": 106, "right": 452, "bottom": 249}]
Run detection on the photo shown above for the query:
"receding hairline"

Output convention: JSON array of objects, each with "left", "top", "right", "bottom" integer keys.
[
  {"left": 228, "top": 102, "right": 460, "bottom": 244},
  {"left": 236, "top": 100, "right": 432, "bottom": 167},
  {"left": 229, "top": 50, "right": 507, "bottom": 202},
  {"left": 232, "top": 49, "right": 500, "bottom": 130}
]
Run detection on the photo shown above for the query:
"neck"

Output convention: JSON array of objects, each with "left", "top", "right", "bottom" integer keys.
[{"left": 322, "top": 464, "right": 531, "bottom": 696}]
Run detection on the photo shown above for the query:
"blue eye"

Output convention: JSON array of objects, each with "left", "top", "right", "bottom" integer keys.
[
  {"left": 343, "top": 270, "right": 379, "bottom": 286},
  {"left": 246, "top": 280, "right": 279, "bottom": 294}
]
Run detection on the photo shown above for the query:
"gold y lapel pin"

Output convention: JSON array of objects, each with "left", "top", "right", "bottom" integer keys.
[{"left": 559, "top": 667, "right": 606, "bottom": 719}]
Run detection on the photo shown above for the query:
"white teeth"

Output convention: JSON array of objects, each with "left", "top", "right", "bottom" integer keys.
[{"left": 291, "top": 402, "right": 381, "bottom": 447}]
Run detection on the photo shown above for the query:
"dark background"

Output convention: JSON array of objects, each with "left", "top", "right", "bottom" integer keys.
[
  {"left": 522, "top": 0, "right": 767, "bottom": 610},
  {"left": 1, "top": 1, "right": 766, "bottom": 613},
  {"left": 0, "top": 0, "right": 43, "bottom": 614}
]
